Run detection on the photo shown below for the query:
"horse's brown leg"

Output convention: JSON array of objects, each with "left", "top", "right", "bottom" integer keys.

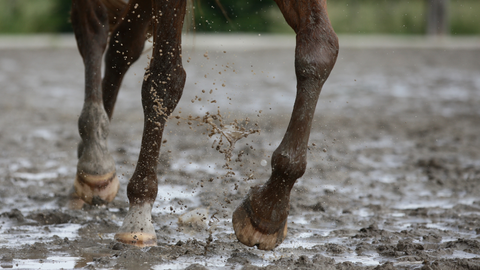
[
  {"left": 102, "top": 0, "right": 152, "bottom": 120},
  {"left": 114, "top": 0, "right": 187, "bottom": 247},
  {"left": 71, "top": 0, "right": 119, "bottom": 207},
  {"left": 232, "top": 0, "right": 339, "bottom": 250}
]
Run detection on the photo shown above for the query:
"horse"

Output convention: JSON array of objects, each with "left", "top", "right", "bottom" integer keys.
[{"left": 70, "top": 0, "right": 339, "bottom": 250}]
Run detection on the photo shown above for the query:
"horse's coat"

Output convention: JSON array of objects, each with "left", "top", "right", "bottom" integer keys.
[{"left": 70, "top": 0, "right": 338, "bottom": 250}]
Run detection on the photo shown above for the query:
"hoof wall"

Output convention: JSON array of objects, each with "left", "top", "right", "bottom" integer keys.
[
  {"left": 232, "top": 201, "right": 288, "bottom": 250},
  {"left": 116, "top": 203, "right": 157, "bottom": 247},
  {"left": 114, "top": 232, "right": 157, "bottom": 247},
  {"left": 73, "top": 171, "right": 119, "bottom": 205}
]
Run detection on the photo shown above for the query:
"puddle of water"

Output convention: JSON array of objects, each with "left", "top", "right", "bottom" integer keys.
[
  {"left": 0, "top": 223, "right": 81, "bottom": 248},
  {"left": 168, "top": 150, "right": 245, "bottom": 181},
  {"left": 10, "top": 256, "right": 78, "bottom": 269},
  {"left": 292, "top": 216, "right": 310, "bottom": 225},
  {"left": 459, "top": 197, "right": 477, "bottom": 205},
  {"left": 393, "top": 260, "right": 424, "bottom": 268},
  {"left": 0, "top": 197, "right": 59, "bottom": 213},
  {"left": 170, "top": 157, "right": 219, "bottom": 175},
  {"left": 153, "top": 247, "right": 303, "bottom": 270},
  {"left": 5, "top": 159, "right": 33, "bottom": 172},
  {"left": 353, "top": 208, "right": 374, "bottom": 218},
  {"left": 152, "top": 256, "right": 229, "bottom": 270},
  {"left": 449, "top": 250, "right": 480, "bottom": 259},
  {"left": 394, "top": 199, "right": 455, "bottom": 210},
  {"left": 12, "top": 172, "right": 59, "bottom": 182},
  {"left": 390, "top": 212, "right": 405, "bottom": 217},
  {"left": 349, "top": 137, "right": 413, "bottom": 152},
  {"left": 156, "top": 184, "right": 199, "bottom": 201},
  {"left": 333, "top": 252, "right": 380, "bottom": 267},
  {"left": 279, "top": 239, "right": 320, "bottom": 249},
  {"left": 31, "top": 129, "right": 58, "bottom": 141},
  {"left": 153, "top": 184, "right": 202, "bottom": 215}
]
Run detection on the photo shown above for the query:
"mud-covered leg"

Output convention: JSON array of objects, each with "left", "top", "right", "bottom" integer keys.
[
  {"left": 232, "top": 0, "right": 339, "bottom": 250},
  {"left": 71, "top": 0, "right": 118, "bottom": 207},
  {"left": 115, "top": 0, "right": 187, "bottom": 247},
  {"left": 102, "top": 0, "right": 152, "bottom": 119}
]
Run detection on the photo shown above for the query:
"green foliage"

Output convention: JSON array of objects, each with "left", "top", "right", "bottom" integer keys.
[
  {"left": 193, "top": 0, "right": 480, "bottom": 35},
  {"left": 0, "top": 0, "right": 478, "bottom": 35},
  {"left": 0, "top": 0, "right": 72, "bottom": 33},
  {"left": 327, "top": 0, "right": 426, "bottom": 34},
  {"left": 450, "top": 0, "right": 480, "bottom": 34},
  {"left": 326, "top": 0, "right": 480, "bottom": 35},
  {"left": 191, "top": 0, "right": 290, "bottom": 33}
]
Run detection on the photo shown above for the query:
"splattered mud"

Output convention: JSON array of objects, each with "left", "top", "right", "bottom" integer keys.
[{"left": 1, "top": 35, "right": 480, "bottom": 269}]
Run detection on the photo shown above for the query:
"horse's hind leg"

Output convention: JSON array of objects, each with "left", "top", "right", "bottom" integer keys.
[
  {"left": 71, "top": 0, "right": 151, "bottom": 208},
  {"left": 102, "top": 0, "right": 152, "bottom": 119},
  {"left": 232, "top": 0, "right": 339, "bottom": 250},
  {"left": 71, "top": 0, "right": 118, "bottom": 206},
  {"left": 114, "top": 0, "right": 187, "bottom": 247}
]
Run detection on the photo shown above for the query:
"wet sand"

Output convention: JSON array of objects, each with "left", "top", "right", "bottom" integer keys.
[{"left": 1, "top": 35, "right": 480, "bottom": 269}]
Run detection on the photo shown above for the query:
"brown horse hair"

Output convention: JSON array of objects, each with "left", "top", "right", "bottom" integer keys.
[
  {"left": 99, "top": 0, "right": 230, "bottom": 36},
  {"left": 100, "top": 0, "right": 200, "bottom": 38},
  {"left": 100, "top": 0, "right": 127, "bottom": 30}
]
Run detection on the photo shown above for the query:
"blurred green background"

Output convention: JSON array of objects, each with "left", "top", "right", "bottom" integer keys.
[{"left": 0, "top": 0, "right": 478, "bottom": 35}]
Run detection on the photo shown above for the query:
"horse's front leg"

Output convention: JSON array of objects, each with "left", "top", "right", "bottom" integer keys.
[
  {"left": 71, "top": 0, "right": 118, "bottom": 207},
  {"left": 114, "top": 0, "right": 187, "bottom": 247},
  {"left": 232, "top": 0, "right": 339, "bottom": 250}
]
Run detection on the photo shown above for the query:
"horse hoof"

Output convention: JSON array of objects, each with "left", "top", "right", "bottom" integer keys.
[
  {"left": 115, "top": 203, "right": 157, "bottom": 247},
  {"left": 232, "top": 195, "right": 288, "bottom": 250},
  {"left": 73, "top": 171, "right": 119, "bottom": 205},
  {"left": 114, "top": 232, "right": 157, "bottom": 247}
]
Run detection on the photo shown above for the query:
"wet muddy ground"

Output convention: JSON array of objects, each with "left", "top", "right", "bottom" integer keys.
[{"left": 1, "top": 35, "right": 480, "bottom": 269}]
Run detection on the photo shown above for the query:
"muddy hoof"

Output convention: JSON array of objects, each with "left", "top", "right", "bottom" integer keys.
[
  {"left": 115, "top": 203, "right": 157, "bottom": 247},
  {"left": 232, "top": 195, "right": 288, "bottom": 250},
  {"left": 115, "top": 232, "right": 157, "bottom": 247},
  {"left": 73, "top": 170, "right": 119, "bottom": 205}
]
